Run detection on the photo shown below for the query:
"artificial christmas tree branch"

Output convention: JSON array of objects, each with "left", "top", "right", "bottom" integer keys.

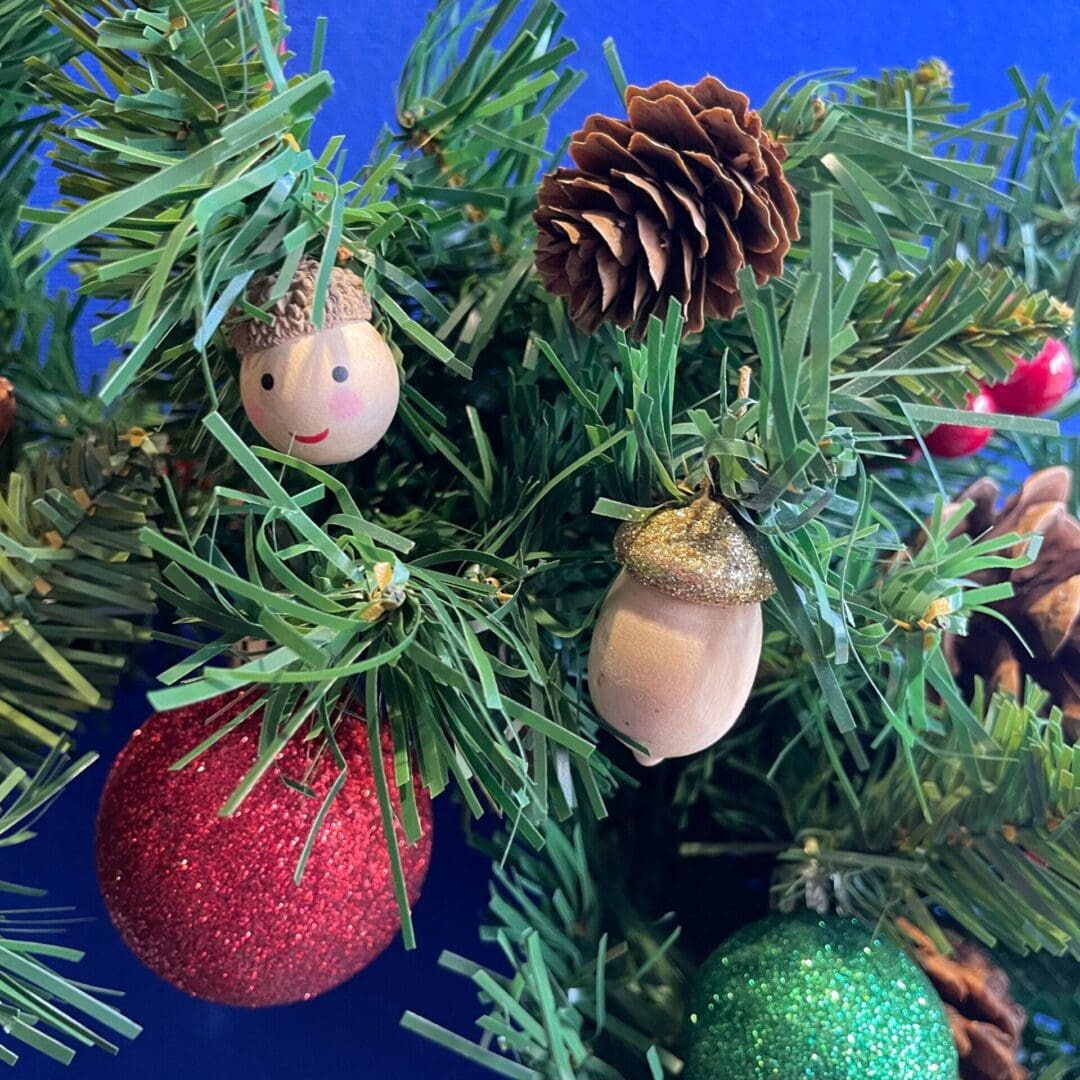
[
  {"left": 1, "top": 0, "right": 174, "bottom": 456},
  {"left": 8, "top": 0, "right": 1080, "bottom": 1073},
  {"left": 0, "top": 745, "right": 141, "bottom": 1066},
  {"left": 1000, "top": 948, "right": 1080, "bottom": 1076},
  {"left": 0, "top": 7, "right": 147, "bottom": 1063},
  {"left": 22, "top": 0, "right": 580, "bottom": 415},
  {"left": 943, "top": 68, "right": 1080, "bottom": 326},
  {"left": 139, "top": 415, "right": 613, "bottom": 861},
  {"left": 754, "top": 60, "right": 1019, "bottom": 267},
  {"left": 404, "top": 820, "right": 687, "bottom": 1080},
  {"left": 0, "top": 3, "right": 117, "bottom": 448},
  {"left": 762, "top": 685, "right": 1080, "bottom": 958},
  {"left": 0, "top": 433, "right": 155, "bottom": 1062},
  {"left": 0, "top": 431, "right": 162, "bottom": 759}
]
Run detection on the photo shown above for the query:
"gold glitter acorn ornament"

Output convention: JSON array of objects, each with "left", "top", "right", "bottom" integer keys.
[
  {"left": 588, "top": 497, "right": 774, "bottom": 765},
  {"left": 229, "top": 258, "right": 399, "bottom": 465}
]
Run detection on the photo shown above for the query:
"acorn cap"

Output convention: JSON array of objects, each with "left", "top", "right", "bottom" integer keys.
[
  {"left": 614, "top": 498, "right": 775, "bottom": 605},
  {"left": 228, "top": 257, "right": 372, "bottom": 356}
]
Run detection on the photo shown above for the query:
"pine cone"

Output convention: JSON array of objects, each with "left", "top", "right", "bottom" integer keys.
[
  {"left": 939, "top": 467, "right": 1080, "bottom": 741},
  {"left": 0, "top": 376, "right": 14, "bottom": 444},
  {"left": 534, "top": 77, "right": 799, "bottom": 337},
  {"left": 899, "top": 919, "right": 1027, "bottom": 1080}
]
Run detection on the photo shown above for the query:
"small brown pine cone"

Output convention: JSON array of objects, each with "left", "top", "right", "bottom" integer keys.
[
  {"left": 0, "top": 376, "right": 14, "bottom": 444},
  {"left": 534, "top": 77, "right": 799, "bottom": 338},
  {"left": 935, "top": 468, "right": 1080, "bottom": 741},
  {"left": 899, "top": 919, "right": 1028, "bottom": 1080}
]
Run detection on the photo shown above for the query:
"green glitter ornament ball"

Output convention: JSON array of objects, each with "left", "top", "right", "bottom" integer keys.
[{"left": 685, "top": 913, "right": 958, "bottom": 1080}]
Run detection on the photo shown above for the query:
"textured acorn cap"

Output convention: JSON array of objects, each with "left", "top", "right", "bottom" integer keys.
[
  {"left": 228, "top": 257, "right": 372, "bottom": 356},
  {"left": 614, "top": 498, "right": 775, "bottom": 605}
]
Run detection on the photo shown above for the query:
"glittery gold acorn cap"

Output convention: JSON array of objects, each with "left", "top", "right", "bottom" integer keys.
[
  {"left": 228, "top": 256, "right": 373, "bottom": 356},
  {"left": 614, "top": 498, "right": 775, "bottom": 605}
]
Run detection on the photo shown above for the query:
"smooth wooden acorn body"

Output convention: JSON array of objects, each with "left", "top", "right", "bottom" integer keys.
[
  {"left": 239, "top": 322, "right": 399, "bottom": 465},
  {"left": 588, "top": 570, "right": 763, "bottom": 765}
]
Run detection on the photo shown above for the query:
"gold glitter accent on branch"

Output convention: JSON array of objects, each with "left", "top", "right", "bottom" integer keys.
[{"left": 614, "top": 498, "right": 775, "bottom": 606}]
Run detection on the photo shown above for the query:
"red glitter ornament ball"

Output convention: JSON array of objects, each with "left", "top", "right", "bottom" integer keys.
[{"left": 95, "top": 692, "right": 432, "bottom": 1007}]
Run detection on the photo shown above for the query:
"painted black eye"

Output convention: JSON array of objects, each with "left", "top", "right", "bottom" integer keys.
[
  {"left": 260, "top": 373, "right": 274, "bottom": 391},
  {"left": 331, "top": 365, "right": 348, "bottom": 383}
]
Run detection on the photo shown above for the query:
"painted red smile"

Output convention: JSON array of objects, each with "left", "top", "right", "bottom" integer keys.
[{"left": 292, "top": 428, "right": 330, "bottom": 445}]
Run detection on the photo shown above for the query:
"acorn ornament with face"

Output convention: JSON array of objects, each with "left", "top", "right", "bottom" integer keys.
[
  {"left": 588, "top": 498, "right": 774, "bottom": 765},
  {"left": 230, "top": 258, "right": 399, "bottom": 465}
]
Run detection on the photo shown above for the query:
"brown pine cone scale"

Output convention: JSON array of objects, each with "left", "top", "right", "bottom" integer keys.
[
  {"left": 900, "top": 918, "right": 1027, "bottom": 1080},
  {"left": 0, "top": 376, "right": 14, "bottom": 444},
  {"left": 535, "top": 77, "right": 799, "bottom": 337},
  {"left": 939, "top": 467, "right": 1080, "bottom": 741}
]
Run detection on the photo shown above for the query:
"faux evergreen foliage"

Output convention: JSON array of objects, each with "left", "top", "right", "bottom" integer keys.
[{"left": 1, "top": 0, "right": 1077, "bottom": 1074}]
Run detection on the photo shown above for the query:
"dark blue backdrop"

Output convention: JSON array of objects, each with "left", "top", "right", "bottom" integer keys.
[{"left": 20, "top": 1, "right": 1079, "bottom": 1077}]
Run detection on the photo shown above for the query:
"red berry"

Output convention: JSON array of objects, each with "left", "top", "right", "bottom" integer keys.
[
  {"left": 988, "top": 339, "right": 1075, "bottom": 416},
  {"left": 924, "top": 389, "right": 996, "bottom": 458}
]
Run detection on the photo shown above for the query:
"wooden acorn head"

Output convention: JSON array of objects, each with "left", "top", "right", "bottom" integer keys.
[
  {"left": 588, "top": 498, "right": 774, "bottom": 765},
  {"left": 230, "top": 258, "right": 399, "bottom": 466}
]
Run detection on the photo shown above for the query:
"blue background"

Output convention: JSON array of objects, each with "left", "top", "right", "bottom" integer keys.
[{"left": 19, "top": 0, "right": 1079, "bottom": 1077}]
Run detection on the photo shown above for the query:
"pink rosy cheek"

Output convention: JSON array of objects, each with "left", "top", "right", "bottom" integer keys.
[
  {"left": 246, "top": 396, "right": 268, "bottom": 429},
  {"left": 328, "top": 387, "right": 363, "bottom": 423}
]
